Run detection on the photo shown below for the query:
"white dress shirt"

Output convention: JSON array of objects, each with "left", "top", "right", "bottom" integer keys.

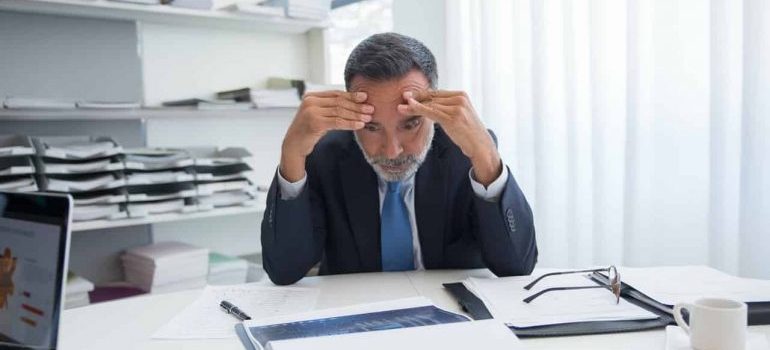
[{"left": 276, "top": 164, "right": 510, "bottom": 270}]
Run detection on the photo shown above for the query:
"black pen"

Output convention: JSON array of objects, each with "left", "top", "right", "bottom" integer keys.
[{"left": 220, "top": 300, "right": 252, "bottom": 321}]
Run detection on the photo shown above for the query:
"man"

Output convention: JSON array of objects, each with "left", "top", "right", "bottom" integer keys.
[{"left": 262, "top": 33, "right": 537, "bottom": 285}]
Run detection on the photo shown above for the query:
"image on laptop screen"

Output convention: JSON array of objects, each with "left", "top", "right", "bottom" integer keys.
[{"left": 0, "top": 192, "right": 72, "bottom": 350}]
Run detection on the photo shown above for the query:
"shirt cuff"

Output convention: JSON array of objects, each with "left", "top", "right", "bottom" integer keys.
[
  {"left": 469, "top": 163, "right": 509, "bottom": 202},
  {"left": 276, "top": 167, "right": 307, "bottom": 200}
]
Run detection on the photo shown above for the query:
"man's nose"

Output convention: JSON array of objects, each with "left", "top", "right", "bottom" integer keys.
[{"left": 382, "top": 134, "right": 403, "bottom": 159}]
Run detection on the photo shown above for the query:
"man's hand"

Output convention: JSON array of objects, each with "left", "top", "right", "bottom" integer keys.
[
  {"left": 280, "top": 91, "right": 373, "bottom": 182},
  {"left": 398, "top": 90, "right": 502, "bottom": 186}
]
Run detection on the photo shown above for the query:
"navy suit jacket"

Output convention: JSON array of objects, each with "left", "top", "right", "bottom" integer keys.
[{"left": 261, "top": 126, "right": 537, "bottom": 285}]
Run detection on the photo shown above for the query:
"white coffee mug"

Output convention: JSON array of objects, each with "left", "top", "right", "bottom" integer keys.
[{"left": 673, "top": 298, "right": 748, "bottom": 350}]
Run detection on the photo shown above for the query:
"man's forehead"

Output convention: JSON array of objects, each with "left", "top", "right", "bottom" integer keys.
[{"left": 349, "top": 71, "right": 430, "bottom": 103}]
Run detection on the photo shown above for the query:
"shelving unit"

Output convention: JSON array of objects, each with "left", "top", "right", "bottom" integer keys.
[
  {"left": 0, "top": 0, "right": 329, "bottom": 33},
  {"left": 0, "top": 107, "right": 298, "bottom": 121}
]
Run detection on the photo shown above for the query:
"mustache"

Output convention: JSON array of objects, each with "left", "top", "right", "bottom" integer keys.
[{"left": 371, "top": 155, "right": 417, "bottom": 167}]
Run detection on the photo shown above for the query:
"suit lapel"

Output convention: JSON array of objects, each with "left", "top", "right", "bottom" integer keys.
[
  {"left": 415, "top": 127, "right": 450, "bottom": 269},
  {"left": 339, "top": 141, "right": 382, "bottom": 271}
]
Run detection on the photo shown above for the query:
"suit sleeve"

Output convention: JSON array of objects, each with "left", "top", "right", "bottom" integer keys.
[
  {"left": 471, "top": 130, "right": 538, "bottom": 276},
  {"left": 472, "top": 168, "right": 538, "bottom": 276},
  {"left": 261, "top": 160, "right": 326, "bottom": 285}
]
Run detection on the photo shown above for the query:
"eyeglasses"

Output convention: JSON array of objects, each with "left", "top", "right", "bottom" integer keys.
[{"left": 522, "top": 265, "right": 622, "bottom": 304}]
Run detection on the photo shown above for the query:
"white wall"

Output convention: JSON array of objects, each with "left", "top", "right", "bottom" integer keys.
[
  {"left": 139, "top": 23, "right": 310, "bottom": 106},
  {"left": 0, "top": 12, "right": 142, "bottom": 102}
]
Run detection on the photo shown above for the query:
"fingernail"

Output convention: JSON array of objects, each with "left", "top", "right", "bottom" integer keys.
[
  {"left": 361, "top": 114, "right": 372, "bottom": 122},
  {"left": 356, "top": 92, "right": 367, "bottom": 100},
  {"left": 404, "top": 91, "right": 413, "bottom": 99},
  {"left": 362, "top": 105, "right": 374, "bottom": 113}
]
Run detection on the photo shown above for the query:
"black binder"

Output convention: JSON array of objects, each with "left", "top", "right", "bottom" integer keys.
[{"left": 443, "top": 273, "right": 770, "bottom": 338}]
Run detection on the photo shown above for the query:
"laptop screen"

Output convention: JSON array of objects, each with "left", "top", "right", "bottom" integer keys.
[{"left": 0, "top": 192, "right": 72, "bottom": 350}]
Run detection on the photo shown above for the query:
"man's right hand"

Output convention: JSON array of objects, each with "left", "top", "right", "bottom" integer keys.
[{"left": 279, "top": 90, "right": 373, "bottom": 182}]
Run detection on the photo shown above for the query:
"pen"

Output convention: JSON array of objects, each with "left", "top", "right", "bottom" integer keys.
[{"left": 220, "top": 300, "right": 252, "bottom": 321}]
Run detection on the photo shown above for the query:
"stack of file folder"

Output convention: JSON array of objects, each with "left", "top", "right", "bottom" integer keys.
[
  {"left": 207, "top": 252, "right": 249, "bottom": 285},
  {"left": 0, "top": 135, "right": 38, "bottom": 192},
  {"left": 189, "top": 147, "right": 258, "bottom": 210},
  {"left": 0, "top": 134, "right": 263, "bottom": 225},
  {"left": 64, "top": 271, "right": 95, "bottom": 309},
  {"left": 122, "top": 241, "right": 209, "bottom": 294},
  {"left": 33, "top": 136, "right": 129, "bottom": 221}
]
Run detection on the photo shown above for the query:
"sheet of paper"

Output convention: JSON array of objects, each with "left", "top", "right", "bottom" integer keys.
[
  {"left": 621, "top": 265, "right": 770, "bottom": 306},
  {"left": 465, "top": 273, "right": 659, "bottom": 328},
  {"left": 152, "top": 284, "right": 320, "bottom": 339},
  {"left": 267, "top": 319, "right": 523, "bottom": 350}
]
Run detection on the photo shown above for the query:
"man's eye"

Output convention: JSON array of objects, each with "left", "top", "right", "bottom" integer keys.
[
  {"left": 404, "top": 119, "right": 421, "bottom": 130},
  {"left": 364, "top": 124, "right": 380, "bottom": 132}
]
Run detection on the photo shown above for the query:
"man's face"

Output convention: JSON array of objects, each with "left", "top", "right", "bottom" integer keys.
[{"left": 350, "top": 70, "right": 435, "bottom": 182}]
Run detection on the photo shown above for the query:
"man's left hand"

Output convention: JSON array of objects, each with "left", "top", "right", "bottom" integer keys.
[{"left": 397, "top": 90, "right": 502, "bottom": 186}]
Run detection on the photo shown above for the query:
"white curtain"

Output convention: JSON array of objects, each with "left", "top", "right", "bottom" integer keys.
[{"left": 444, "top": 0, "right": 770, "bottom": 278}]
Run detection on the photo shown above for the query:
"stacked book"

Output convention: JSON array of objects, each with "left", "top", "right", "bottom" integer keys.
[
  {"left": 0, "top": 135, "right": 38, "bottom": 192},
  {"left": 265, "top": 0, "right": 332, "bottom": 20},
  {"left": 122, "top": 241, "right": 209, "bottom": 294},
  {"left": 33, "top": 136, "right": 129, "bottom": 222},
  {"left": 64, "top": 271, "right": 95, "bottom": 309},
  {"left": 216, "top": 86, "right": 300, "bottom": 108},
  {"left": 123, "top": 148, "right": 199, "bottom": 217},
  {"left": 207, "top": 252, "right": 249, "bottom": 285}
]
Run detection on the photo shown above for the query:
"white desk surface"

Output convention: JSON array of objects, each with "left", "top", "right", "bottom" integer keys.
[{"left": 60, "top": 269, "right": 770, "bottom": 350}]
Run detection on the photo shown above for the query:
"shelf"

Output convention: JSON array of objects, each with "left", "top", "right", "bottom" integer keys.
[
  {"left": 72, "top": 204, "right": 265, "bottom": 231},
  {"left": 0, "top": 0, "right": 329, "bottom": 33},
  {"left": 0, "top": 107, "right": 297, "bottom": 121}
]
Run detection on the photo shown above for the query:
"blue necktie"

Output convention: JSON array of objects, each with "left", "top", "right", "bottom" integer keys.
[{"left": 380, "top": 181, "right": 415, "bottom": 271}]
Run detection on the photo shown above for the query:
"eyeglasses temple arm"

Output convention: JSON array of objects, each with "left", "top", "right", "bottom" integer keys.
[{"left": 523, "top": 268, "right": 606, "bottom": 290}]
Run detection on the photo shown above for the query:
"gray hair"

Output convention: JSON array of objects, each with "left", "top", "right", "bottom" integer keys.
[{"left": 344, "top": 32, "right": 438, "bottom": 90}]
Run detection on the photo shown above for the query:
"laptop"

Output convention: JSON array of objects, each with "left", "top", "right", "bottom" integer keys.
[{"left": 0, "top": 192, "right": 73, "bottom": 349}]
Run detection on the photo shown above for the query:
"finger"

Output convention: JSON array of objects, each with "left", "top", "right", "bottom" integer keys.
[
  {"left": 398, "top": 100, "right": 455, "bottom": 118},
  {"left": 304, "top": 90, "right": 368, "bottom": 103},
  {"left": 308, "top": 96, "right": 374, "bottom": 114},
  {"left": 400, "top": 97, "right": 451, "bottom": 122},
  {"left": 318, "top": 106, "right": 372, "bottom": 122},
  {"left": 405, "top": 90, "right": 464, "bottom": 102},
  {"left": 321, "top": 117, "right": 366, "bottom": 131}
]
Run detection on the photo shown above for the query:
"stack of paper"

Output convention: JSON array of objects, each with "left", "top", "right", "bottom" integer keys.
[
  {"left": 463, "top": 271, "right": 659, "bottom": 329},
  {"left": 0, "top": 135, "right": 36, "bottom": 157},
  {"left": 122, "top": 241, "right": 209, "bottom": 293},
  {"left": 65, "top": 271, "right": 95, "bottom": 309},
  {"left": 71, "top": 189, "right": 128, "bottom": 206},
  {"left": 0, "top": 155, "right": 35, "bottom": 176},
  {"left": 2, "top": 96, "right": 76, "bottom": 109},
  {"left": 38, "top": 157, "right": 124, "bottom": 174},
  {"left": 169, "top": 0, "right": 238, "bottom": 10},
  {"left": 73, "top": 203, "right": 128, "bottom": 222},
  {"left": 126, "top": 183, "right": 197, "bottom": 202},
  {"left": 75, "top": 101, "right": 141, "bottom": 109},
  {"left": 223, "top": 2, "right": 285, "bottom": 17},
  {"left": 42, "top": 173, "right": 126, "bottom": 192},
  {"left": 250, "top": 89, "right": 301, "bottom": 108},
  {"left": 125, "top": 170, "right": 195, "bottom": 186},
  {"left": 0, "top": 175, "right": 38, "bottom": 192},
  {"left": 207, "top": 252, "right": 249, "bottom": 285},
  {"left": 127, "top": 198, "right": 197, "bottom": 217},
  {"left": 265, "top": 0, "right": 331, "bottom": 20},
  {"left": 34, "top": 136, "right": 123, "bottom": 160},
  {"left": 303, "top": 82, "right": 344, "bottom": 95},
  {"left": 124, "top": 148, "right": 194, "bottom": 171}
]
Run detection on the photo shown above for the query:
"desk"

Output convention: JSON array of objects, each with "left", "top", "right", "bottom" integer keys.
[{"left": 60, "top": 269, "right": 770, "bottom": 350}]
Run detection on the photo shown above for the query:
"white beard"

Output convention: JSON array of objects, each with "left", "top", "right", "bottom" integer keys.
[{"left": 354, "top": 125, "right": 435, "bottom": 182}]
